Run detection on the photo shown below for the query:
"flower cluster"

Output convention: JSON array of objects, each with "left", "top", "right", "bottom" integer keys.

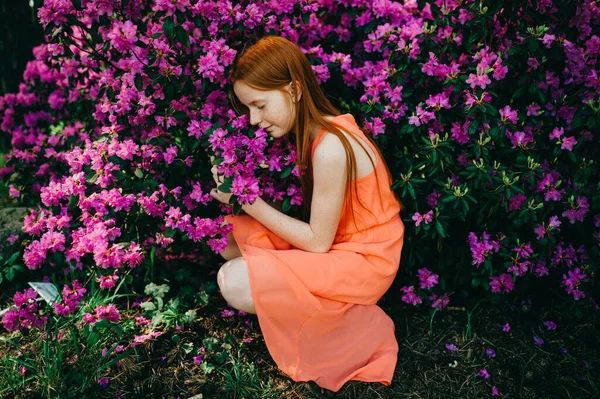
[
  {"left": 0, "top": 0, "right": 598, "bottom": 330},
  {"left": 53, "top": 280, "right": 87, "bottom": 316},
  {"left": 2, "top": 289, "right": 48, "bottom": 332}
]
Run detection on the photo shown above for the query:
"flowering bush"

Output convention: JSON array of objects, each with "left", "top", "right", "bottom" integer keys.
[{"left": 0, "top": 0, "right": 599, "bottom": 359}]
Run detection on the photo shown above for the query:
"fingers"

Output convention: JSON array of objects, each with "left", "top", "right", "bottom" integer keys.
[
  {"left": 210, "top": 188, "right": 232, "bottom": 207},
  {"left": 210, "top": 188, "right": 221, "bottom": 201},
  {"left": 211, "top": 164, "right": 224, "bottom": 185}
]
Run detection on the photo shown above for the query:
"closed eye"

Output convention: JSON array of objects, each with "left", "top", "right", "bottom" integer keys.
[{"left": 257, "top": 105, "right": 265, "bottom": 110}]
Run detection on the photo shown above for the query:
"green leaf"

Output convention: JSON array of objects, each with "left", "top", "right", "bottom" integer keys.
[
  {"left": 468, "top": 120, "right": 480, "bottom": 136},
  {"left": 173, "top": 111, "right": 188, "bottom": 120},
  {"left": 135, "top": 74, "right": 143, "bottom": 91},
  {"left": 441, "top": 195, "right": 457, "bottom": 203},
  {"left": 218, "top": 182, "right": 231, "bottom": 193},
  {"left": 282, "top": 197, "right": 291, "bottom": 213},
  {"left": 5, "top": 267, "right": 15, "bottom": 281},
  {"left": 280, "top": 165, "right": 293, "bottom": 179},
  {"left": 588, "top": 116, "right": 596, "bottom": 129},
  {"left": 435, "top": 221, "right": 445, "bottom": 238},
  {"left": 163, "top": 16, "right": 175, "bottom": 38},
  {"left": 175, "top": 25, "right": 190, "bottom": 47},
  {"left": 6, "top": 252, "right": 19, "bottom": 266},
  {"left": 200, "top": 362, "right": 215, "bottom": 374},
  {"left": 134, "top": 168, "right": 144, "bottom": 179},
  {"left": 213, "top": 351, "right": 229, "bottom": 364}
]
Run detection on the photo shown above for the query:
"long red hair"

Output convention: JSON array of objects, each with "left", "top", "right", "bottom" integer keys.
[{"left": 229, "top": 36, "right": 402, "bottom": 224}]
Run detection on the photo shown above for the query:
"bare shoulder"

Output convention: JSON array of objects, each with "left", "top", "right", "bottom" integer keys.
[{"left": 313, "top": 132, "right": 347, "bottom": 166}]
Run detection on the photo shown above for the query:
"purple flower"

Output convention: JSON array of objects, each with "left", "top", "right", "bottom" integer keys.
[
  {"left": 417, "top": 267, "right": 439, "bottom": 289},
  {"left": 508, "top": 194, "right": 527, "bottom": 211},
  {"left": 502, "top": 323, "right": 511, "bottom": 332},
  {"left": 527, "top": 103, "right": 541, "bottom": 116},
  {"left": 486, "top": 348, "right": 497, "bottom": 358},
  {"left": 489, "top": 274, "right": 514, "bottom": 294},
  {"left": 478, "top": 368, "right": 491, "bottom": 379},
  {"left": 544, "top": 321, "right": 557, "bottom": 331},
  {"left": 400, "top": 286, "right": 422, "bottom": 306},
  {"left": 561, "top": 136, "right": 577, "bottom": 151},
  {"left": 468, "top": 231, "right": 501, "bottom": 267},
  {"left": 491, "top": 386, "right": 502, "bottom": 397},
  {"left": 220, "top": 309, "right": 235, "bottom": 317},
  {"left": 550, "top": 127, "right": 564, "bottom": 140},
  {"left": 541, "top": 33, "right": 556, "bottom": 48},
  {"left": 95, "top": 304, "right": 120, "bottom": 322},
  {"left": 412, "top": 211, "right": 433, "bottom": 227},
  {"left": 193, "top": 355, "right": 203, "bottom": 365},
  {"left": 98, "top": 377, "right": 109, "bottom": 388},
  {"left": 498, "top": 105, "right": 518, "bottom": 124},
  {"left": 562, "top": 268, "right": 587, "bottom": 300},
  {"left": 562, "top": 197, "right": 589, "bottom": 224},
  {"left": 533, "top": 336, "right": 544, "bottom": 346},
  {"left": 446, "top": 343, "right": 458, "bottom": 352},
  {"left": 429, "top": 293, "right": 450, "bottom": 310},
  {"left": 465, "top": 72, "right": 491, "bottom": 89}
]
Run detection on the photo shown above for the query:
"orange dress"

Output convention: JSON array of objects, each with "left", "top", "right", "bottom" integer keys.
[{"left": 225, "top": 113, "right": 404, "bottom": 392}]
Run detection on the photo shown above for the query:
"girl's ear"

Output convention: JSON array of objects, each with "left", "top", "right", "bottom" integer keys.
[{"left": 287, "top": 81, "right": 302, "bottom": 103}]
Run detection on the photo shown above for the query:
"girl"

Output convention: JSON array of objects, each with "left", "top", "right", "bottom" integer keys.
[{"left": 209, "top": 36, "right": 405, "bottom": 393}]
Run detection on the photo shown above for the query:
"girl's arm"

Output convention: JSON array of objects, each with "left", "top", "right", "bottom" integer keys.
[{"left": 242, "top": 134, "right": 347, "bottom": 253}]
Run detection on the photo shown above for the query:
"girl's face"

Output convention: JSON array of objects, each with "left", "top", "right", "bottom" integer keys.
[{"left": 233, "top": 81, "right": 297, "bottom": 138}]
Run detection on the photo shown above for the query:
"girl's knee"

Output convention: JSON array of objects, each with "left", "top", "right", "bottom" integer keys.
[
  {"left": 217, "top": 259, "right": 236, "bottom": 292},
  {"left": 216, "top": 258, "right": 255, "bottom": 314}
]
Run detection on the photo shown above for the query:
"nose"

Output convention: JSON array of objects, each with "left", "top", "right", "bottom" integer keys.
[{"left": 249, "top": 108, "right": 262, "bottom": 126}]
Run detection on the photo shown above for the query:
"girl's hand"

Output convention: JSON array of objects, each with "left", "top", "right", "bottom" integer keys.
[
  {"left": 210, "top": 156, "right": 233, "bottom": 205},
  {"left": 210, "top": 186, "right": 233, "bottom": 205}
]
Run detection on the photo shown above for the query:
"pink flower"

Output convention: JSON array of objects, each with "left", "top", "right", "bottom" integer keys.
[
  {"left": 544, "top": 321, "right": 557, "bottom": 330},
  {"left": 220, "top": 309, "right": 235, "bottom": 317},
  {"left": 429, "top": 293, "right": 450, "bottom": 310},
  {"left": 445, "top": 343, "right": 458, "bottom": 352},
  {"left": 417, "top": 267, "right": 439, "bottom": 289},
  {"left": 8, "top": 184, "right": 20, "bottom": 198},
  {"left": 401, "top": 286, "right": 422, "bottom": 306},
  {"left": 95, "top": 304, "right": 120, "bottom": 322},
  {"left": 498, "top": 106, "right": 518, "bottom": 124},
  {"left": 478, "top": 368, "right": 491, "bottom": 379},
  {"left": 541, "top": 33, "right": 556, "bottom": 48},
  {"left": 560, "top": 136, "right": 577, "bottom": 151},
  {"left": 490, "top": 274, "right": 514, "bottom": 294},
  {"left": 465, "top": 72, "right": 491, "bottom": 89},
  {"left": 163, "top": 145, "right": 178, "bottom": 164},
  {"left": 97, "top": 274, "right": 120, "bottom": 289},
  {"left": 98, "top": 377, "right": 109, "bottom": 388}
]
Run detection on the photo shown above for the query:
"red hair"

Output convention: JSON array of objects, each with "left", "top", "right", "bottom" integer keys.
[{"left": 229, "top": 36, "right": 402, "bottom": 224}]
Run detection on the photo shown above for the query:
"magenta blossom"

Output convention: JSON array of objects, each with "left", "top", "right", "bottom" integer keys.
[
  {"left": 417, "top": 267, "right": 439, "bottom": 289},
  {"left": 490, "top": 274, "right": 514, "bottom": 294}
]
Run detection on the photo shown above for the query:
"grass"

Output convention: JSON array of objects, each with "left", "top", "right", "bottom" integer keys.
[{"left": 1, "top": 274, "right": 598, "bottom": 398}]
